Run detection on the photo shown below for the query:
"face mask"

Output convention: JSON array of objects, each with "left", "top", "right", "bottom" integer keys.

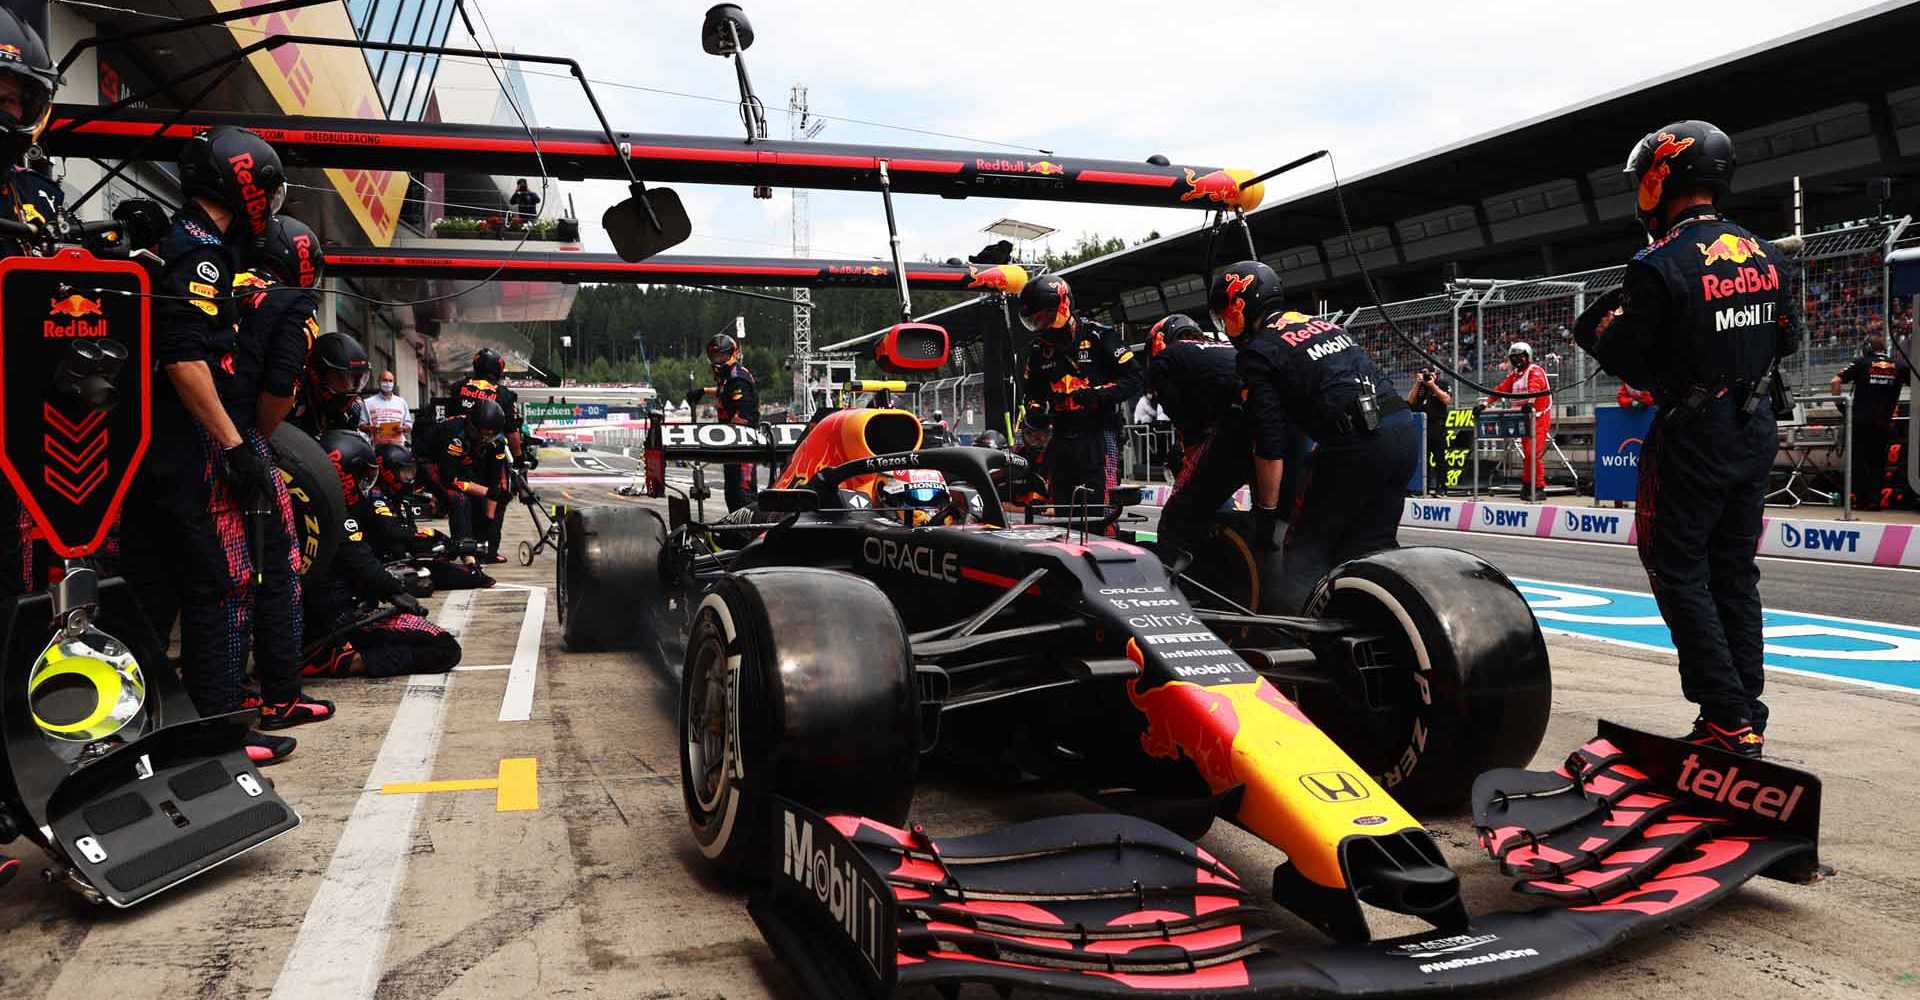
[{"left": 379, "top": 382, "right": 395, "bottom": 394}]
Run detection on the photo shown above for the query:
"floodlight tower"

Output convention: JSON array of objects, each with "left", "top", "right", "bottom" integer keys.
[{"left": 789, "top": 83, "right": 826, "bottom": 416}]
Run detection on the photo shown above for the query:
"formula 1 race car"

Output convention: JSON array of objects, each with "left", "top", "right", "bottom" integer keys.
[{"left": 558, "top": 333, "right": 1824, "bottom": 998}]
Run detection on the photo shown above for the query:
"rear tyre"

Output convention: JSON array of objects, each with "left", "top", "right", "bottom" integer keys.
[
  {"left": 558, "top": 506, "right": 666, "bottom": 652},
  {"left": 679, "top": 568, "right": 918, "bottom": 877},
  {"left": 271, "top": 424, "right": 345, "bottom": 579},
  {"left": 1299, "top": 547, "right": 1551, "bottom": 811}
]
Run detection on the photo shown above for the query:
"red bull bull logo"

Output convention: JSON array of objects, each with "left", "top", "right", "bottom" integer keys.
[
  {"left": 965, "top": 264, "right": 1028, "bottom": 295},
  {"left": 1636, "top": 133, "right": 1695, "bottom": 213},
  {"left": 1050, "top": 374, "right": 1093, "bottom": 409},
  {"left": 1179, "top": 168, "right": 1264, "bottom": 210},
  {"left": 49, "top": 294, "right": 103, "bottom": 318},
  {"left": 1698, "top": 233, "right": 1766, "bottom": 267},
  {"left": 1218, "top": 272, "right": 1256, "bottom": 336},
  {"left": 1128, "top": 679, "right": 1241, "bottom": 791},
  {"left": 45, "top": 294, "right": 109, "bottom": 339},
  {"left": 1030, "top": 160, "right": 1064, "bottom": 176}
]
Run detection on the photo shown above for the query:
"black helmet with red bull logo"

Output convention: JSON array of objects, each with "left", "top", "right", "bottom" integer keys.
[
  {"left": 1017, "top": 274, "right": 1074, "bottom": 334},
  {"left": 376, "top": 443, "right": 416, "bottom": 492},
  {"left": 308, "top": 332, "right": 371, "bottom": 414},
  {"left": 0, "top": 9, "right": 59, "bottom": 165},
  {"left": 319, "top": 430, "right": 377, "bottom": 502},
  {"left": 249, "top": 216, "right": 326, "bottom": 288},
  {"left": 1207, "top": 261, "right": 1282, "bottom": 340},
  {"left": 1148, "top": 313, "right": 1205, "bottom": 357},
  {"left": 472, "top": 347, "right": 505, "bottom": 380},
  {"left": 705, "top": 333, "right": 740, "bottom": 373},
  {"left": 1625, "top": 120, "right": 1735, "bottom": 236},
  {"left": 179, "top": 126, "right": 287, "bottom": 242}
]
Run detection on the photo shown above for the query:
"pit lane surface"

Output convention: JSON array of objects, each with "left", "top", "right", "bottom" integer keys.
[{"left": 5, "top": 463, "right": 1917, "bottom": 999}]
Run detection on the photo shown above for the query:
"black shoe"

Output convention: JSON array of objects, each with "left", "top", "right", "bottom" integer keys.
[
  {"left": 244, "top": 692, "right": 337, "bottom": 730},
  {"left": 1681, "top": 719, "right": 1764, "bottom": 758},
  {"left": 244, "top": 731, "right": 297, "bottom": 766}
]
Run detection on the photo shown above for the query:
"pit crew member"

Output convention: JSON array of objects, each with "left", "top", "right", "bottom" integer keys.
[
  {"left": 1017, "top": 274, "right": 1141, "bottom": 509},
  {"left": 685, "top": 333, "right": 760, "bottom": 512},
  {"left": 1146, "top": 313, "right": 1246, "bottom": 551}
]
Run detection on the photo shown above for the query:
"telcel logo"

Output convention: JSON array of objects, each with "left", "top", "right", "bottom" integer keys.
[{"left": 1677, "top": 753, "right": 1806, "bottom": 821}]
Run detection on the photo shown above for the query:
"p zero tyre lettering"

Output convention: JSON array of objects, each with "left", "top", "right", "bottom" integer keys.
[{"left": 687, "top": 593, "right": 745, "bottom": 860}]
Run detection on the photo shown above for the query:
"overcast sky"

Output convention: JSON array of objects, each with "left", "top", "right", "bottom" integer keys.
[{"left": 446, "top": 0, "right": 1891, "bottom": 265}]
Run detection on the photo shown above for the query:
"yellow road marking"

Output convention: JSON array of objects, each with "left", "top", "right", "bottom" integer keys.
[{"left": 380, "top": 756, "right": 540, "bottom": 812}]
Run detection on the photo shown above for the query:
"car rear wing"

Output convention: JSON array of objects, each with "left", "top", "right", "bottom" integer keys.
[{"left": 641, "top": 421, "right": 810, "bottom": 498}]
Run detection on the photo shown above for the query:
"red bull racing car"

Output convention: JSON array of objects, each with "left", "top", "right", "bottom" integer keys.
[{"left": 557, "top": 333, "right": 1826, "bottom": 999}]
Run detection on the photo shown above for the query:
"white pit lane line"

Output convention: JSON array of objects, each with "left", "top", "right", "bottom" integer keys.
[{"left": 268, "top": 590, "right": 471, "bottom": 1000}]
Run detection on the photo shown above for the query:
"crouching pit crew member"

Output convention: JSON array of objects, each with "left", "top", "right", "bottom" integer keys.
[
  {"left": 1214, "top": 261, "right": 1419, "bottom": 614},
  {"left": 371, "top": 443, "right": 496, "bottom": 590},
  {"left": 1017, "top": 274, "right": 1141, "bottom": 513},
  {"left": 302, "top": 433, "right": 461, "bottom": 679},
  {"left": 1146, "top": 313, "right": 1247, "bottom": 551},
  {"left": 416, "top": 399, "right": 511, "bottom": 556},
  {"left": 1575, "top": 119, "right": 1797, "bottom": 757},
  {"left": 685, "top": 333, "right": 759, "bottom": 511},
  {"left": 120, "top": 125, "right": 304, "bottom": 764},
  {"left": 290, "top": 331, "right": 372, "bottom": 437}
]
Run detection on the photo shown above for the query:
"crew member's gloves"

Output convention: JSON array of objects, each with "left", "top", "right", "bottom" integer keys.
[
  {"left": 487, "top": 484, "right": 512, "bottom": 503},
  {"left": 222, "top": 443, "right": 275, "bottom": 510},
  {"left": 1250, "top": 504, "right": 1284, "bottom": 553},
  {"left": 1069, "top": 388, "right": 1100, "bottom": 408},
  {"left": 1573, "top": 288, "right": 1624, "bottom": 353},
  {"left": 685, "top": 387, "right": 706, "bottom": 406},
  {"left": 387, "top": 590, "right": 424, "bottom": 615}
]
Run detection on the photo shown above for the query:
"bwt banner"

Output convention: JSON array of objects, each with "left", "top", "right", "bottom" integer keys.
[
  {"left": 1593, "top": 405, "right": 1656, "bottom": 502},
  {"left": 1398, "top": 499, "right": 1918, "bottom": 567},
  {"left": 524, "top": 403, "right": 608, "bottom": 422}
]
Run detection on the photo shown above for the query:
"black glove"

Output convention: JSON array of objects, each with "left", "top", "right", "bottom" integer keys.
[
  {"left": 222, "top": 443, "right": 275, "bottom": 510},
  {"left": 521, "top": 450, "right": 540, "bottom": 471},
  {"left": 387, "top": 590, "right": 423, "bottom": 615},
  {"left": 1573, "top": 288, "right": 1624, "bottom": 353},
  {"left": 487, "top": 485, "right": 512, "bottom": 503},
  {"left": 1069, "top": 388, "right": 1100, "bottom": 408},
  {"left": 1250, "top": 504, "right": 1283, "bottom": 553},
  {"left": 685, "top": 387, "right": 706, "bottom": 406}
]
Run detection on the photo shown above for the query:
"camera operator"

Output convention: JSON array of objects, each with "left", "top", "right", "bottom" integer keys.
[{"left": 1406, "top": 368, "right": 1453, "bottom": 494}]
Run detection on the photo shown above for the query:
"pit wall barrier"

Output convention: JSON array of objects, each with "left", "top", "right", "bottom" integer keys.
[{"left": 1397, "top": 497, "right": 1920, "bottom": 568}]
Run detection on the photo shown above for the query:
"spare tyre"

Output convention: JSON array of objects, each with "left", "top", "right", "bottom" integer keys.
[
  {"left": 1297, "top": 546, "right": 1551, "bottom": 812},
  {"left": 559, "top": 505, "right": 666, "bottom": 652},
  {"left": 271, "top": 423, "right": 346, "bottom": 579}
]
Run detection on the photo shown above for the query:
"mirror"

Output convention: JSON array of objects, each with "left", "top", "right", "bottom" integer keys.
[
  {"left": 756, "top": 488, "right": 820, "bottom": 514},
  {"left": 605, "top": 187, "right": 694, "bottom": 263},
  {"left": 1108, "top": 486, "right": 1144, "bottom": 508},
  {"left": 875, "top": 323, "right": 950, "bottom": 372}
]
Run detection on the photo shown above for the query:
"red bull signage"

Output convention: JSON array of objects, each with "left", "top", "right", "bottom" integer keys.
[
  {"left": 1700, "top": 264, "right": 1781, "bottom": 301},
  {"left": 1698, "top": 233, "right": 1766, "bottom": 266}
]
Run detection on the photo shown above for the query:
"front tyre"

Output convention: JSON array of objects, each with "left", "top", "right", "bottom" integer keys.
[
  {"left": 679, "top": 569, "right": 918, "bottom": 877},
  {"left": 1300, "top": 547, "right": 1551, "bottom": 811}
]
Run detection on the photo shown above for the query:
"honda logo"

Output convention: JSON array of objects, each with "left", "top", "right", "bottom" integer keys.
[{"left": 1300, "top": 771, "right": 1369, "bottom": 802}]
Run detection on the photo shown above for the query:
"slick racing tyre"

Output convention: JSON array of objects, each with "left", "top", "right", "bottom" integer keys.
[
  {"left": 271, "top": 424, "right": 346, "bottom": 579},
  {"left": 1298, "top": 547, "right": 1551, "bottom": 811},
  {"left": 679, "top": 568, "right": 918, "bottom": 877},
  {"left": 559, "top": 505, "right": 665, "bottom": 652}
]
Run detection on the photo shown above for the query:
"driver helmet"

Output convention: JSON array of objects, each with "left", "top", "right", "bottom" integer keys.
[
  {"left": 973, "top": 429, "right": 1007, "bottom": 450},
  {"left": 376, "top": 443, "right": 416, "bottom": 492},
  {"left": 319, "top": 430, "right": 377, "bottom": 502},
  {"left": 179, "top": 126, "right": 285, "bottom": 242},
  {"left": 877, "top": 478, "right": 953, "bottom": 528},
  {"left": 0, "top": 9, "right": 59, "bottom": 166},
  {"left": 307, "top": 332, "right": 371, "bottom": 414}
]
